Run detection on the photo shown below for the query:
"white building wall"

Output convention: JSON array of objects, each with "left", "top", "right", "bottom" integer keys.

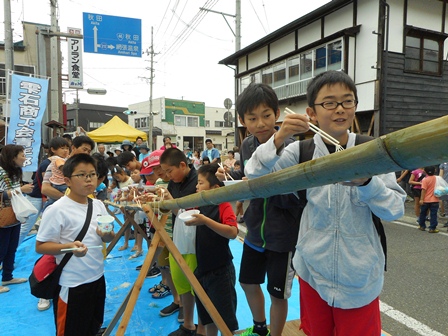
[
  {"left": 388, "top": 0, "right": 405, "bottom": 53},
  {"left": 348, "top": 36, "right": 356, "bottom": 78},
  {"left": 205, "top": 106, "right": 235, "bottom": 151},
  {"left": 248, "top": 46, "right": 269, "bottom": 70},
  {"left": 407, "top": 0, "right": 444, "bottom": 31},
  {"left": 238, "top": 57, "right": 247, "bottom": 73},
  {"left": 354, "top": 0, "right": 380, "bottom": 84},
  {"left": 446, "top": 8, "right": 448, "bottom": 53},
  {"left": 356, "top": 81, "right": 376, "bottom": 111},
  {"left": 297, "top": 20, "right": 322, "bottom": 49},
  {"left": 324, "top": 3, "right": 354, "bottom": 37},
  {"left": 270, "top": 32, "right": 296, "bottom": 60}
]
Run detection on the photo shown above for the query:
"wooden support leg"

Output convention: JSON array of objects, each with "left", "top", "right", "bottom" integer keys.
[
  {"left": 115, "top": 233, "right": 161, "bottom": 336},
  {"left": 141, "top": 205, "right": 233, "bottom": 336}
]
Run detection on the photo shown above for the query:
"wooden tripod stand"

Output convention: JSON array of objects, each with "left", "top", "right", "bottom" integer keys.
[{"left": 102, "top": 203, "right": 232, "bottom": 336}]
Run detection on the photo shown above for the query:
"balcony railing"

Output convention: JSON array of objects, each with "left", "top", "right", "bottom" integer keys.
[{"left": 273, "top": 77, "right": 312, "bottom": 101}]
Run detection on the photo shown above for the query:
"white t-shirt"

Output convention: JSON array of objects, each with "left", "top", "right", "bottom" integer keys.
[{"left": 36, "top": 196, "right": 109, "bottom": 287}]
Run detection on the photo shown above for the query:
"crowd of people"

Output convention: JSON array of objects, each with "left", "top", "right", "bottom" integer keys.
[{"left": 1, "top": 69, "right": 446, "bottom": 336}]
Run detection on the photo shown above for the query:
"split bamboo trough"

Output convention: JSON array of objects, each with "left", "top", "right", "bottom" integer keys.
[{"left": 156, "top": 115, "right": 448, "bottom": 210}]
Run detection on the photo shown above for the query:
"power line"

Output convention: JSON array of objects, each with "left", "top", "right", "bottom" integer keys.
[
  {"left": 157, "top": 0, "right": 218, "bottom": 63},
  {"left": 261, "top": 0, "right": 270, "bottom": 33},
  {"left": 248, "top": 0, "right": 268, "bottom": 34}
]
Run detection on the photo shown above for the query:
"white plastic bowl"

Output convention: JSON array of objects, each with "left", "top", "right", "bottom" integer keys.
[
  {"left": 144, "top": 185, "right": 157, "bottom": 192},
  {"left": 223, "top": 180, "right": 244, "bottom": 186},
  {"left": 178, "top": 209, "right": 200, "bottom": 222},
  {"left": 97, "top": 215, "right": 115, "bottom": 233}
]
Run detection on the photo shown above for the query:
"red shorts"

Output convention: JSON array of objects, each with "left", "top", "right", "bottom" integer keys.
[{"left": 299, "top": 278, "right": 381, "bottom": 336}]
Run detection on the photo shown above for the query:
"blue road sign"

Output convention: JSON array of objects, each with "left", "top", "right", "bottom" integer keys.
[{"left": 83, "top": 12, "right": 142, "bottom": 57}]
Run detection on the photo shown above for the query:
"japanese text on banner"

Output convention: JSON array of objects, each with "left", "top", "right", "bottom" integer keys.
[{"left": 7, "top": 74, "right": 49, "bottom": 172}]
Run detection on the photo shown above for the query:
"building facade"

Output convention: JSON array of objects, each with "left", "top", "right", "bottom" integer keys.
[
  {"left": 220, "top": 0, "right": 448, "bottom": 137},
  {"left": 129, "top": 98, "right": 234, "bottom": 152}
]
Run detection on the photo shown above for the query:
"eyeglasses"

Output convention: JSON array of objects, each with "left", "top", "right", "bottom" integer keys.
[
  {"left": 71, "top": 172, "right": 98, "bottom": 180},
  {"left": 312, "top": 99, "right": 358, "bottom": 110}
]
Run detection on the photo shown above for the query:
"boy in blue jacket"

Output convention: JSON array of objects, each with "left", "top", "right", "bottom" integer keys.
[{"left": 245, "top": 71, "right": 406, "bottom": 335}]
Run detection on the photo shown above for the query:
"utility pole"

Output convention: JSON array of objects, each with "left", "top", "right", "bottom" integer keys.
[
  {"left": 145, "top": 27, "right": 156, "bottom": 151},
  {"left": 3, "top": 0, "right": 14, "bottom": 105},
  {"left": 235, "top": 0, "right": 241, "bottom": 51},
  {"left": 50, "top": 0, "right": 61, "bottom": 122},
  {"left": 199, "top": 2, "right": 242, "bottom": 146},
  {"left": 199, "top": 3, "right": 241, "bottom": 52}
]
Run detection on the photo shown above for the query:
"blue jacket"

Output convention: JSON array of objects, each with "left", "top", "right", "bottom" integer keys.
[
  {"left": 245, "top": 132, "right": 406, "bottom": 309},
  {"left": 201, "top": 148, "right": 220, "bottom": 162}
]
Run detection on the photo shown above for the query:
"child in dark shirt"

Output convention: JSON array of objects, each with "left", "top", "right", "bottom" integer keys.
[
  {"left": 184, "top": 163, "right": 238, "bottom": 335},
  {"left": 160, "top": 148, "right": 204, "bottom": 336}
]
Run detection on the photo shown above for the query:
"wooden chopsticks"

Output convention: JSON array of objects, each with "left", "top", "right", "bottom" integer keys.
[{"left": 284, "top": 107, "right": 345, "bottom": 152}]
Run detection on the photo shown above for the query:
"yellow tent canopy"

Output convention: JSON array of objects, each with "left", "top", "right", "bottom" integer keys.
[{"left": 86, "top": 116, "right": 147, "bottom": 143}]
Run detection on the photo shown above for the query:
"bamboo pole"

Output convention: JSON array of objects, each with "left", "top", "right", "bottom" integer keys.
[{"left": 155, "top": 115, "right": 448, "bottom": 211}]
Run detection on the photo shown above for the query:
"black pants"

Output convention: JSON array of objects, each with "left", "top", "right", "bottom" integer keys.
[{"left": 53, "top": 275, "right": 105, "bottom": 336}]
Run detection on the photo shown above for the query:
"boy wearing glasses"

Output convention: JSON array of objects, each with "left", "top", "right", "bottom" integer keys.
[
  {"left": 41, "top": 135, "right": 95, "bottom": 205},
  {"left": 36, "top": 154, "right": 115, "bottom": 336},
  {"left": 245, "top": 70, "right": 406, "bottom": 335}
]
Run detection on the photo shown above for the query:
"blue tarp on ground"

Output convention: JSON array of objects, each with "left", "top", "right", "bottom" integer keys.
[{"left": 1, "top": 216, "right": 300, "bottom": 335}]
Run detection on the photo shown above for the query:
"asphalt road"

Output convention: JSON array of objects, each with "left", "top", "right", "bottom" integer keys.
[{"left": 381, "top": 201, "right": 448, "bottom": 336}]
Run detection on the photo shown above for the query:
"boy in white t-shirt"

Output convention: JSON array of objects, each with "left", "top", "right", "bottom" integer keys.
[{"left": 36, "top": 154, "right": 115, "bottom": 336}]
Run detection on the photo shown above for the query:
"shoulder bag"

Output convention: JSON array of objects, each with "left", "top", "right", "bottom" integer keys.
[
  {"left": 0, "top": 192, "right": 17, "bottom": 228},
  {"left": 29, "top": 198, "right": 93, "bottom": 299}
]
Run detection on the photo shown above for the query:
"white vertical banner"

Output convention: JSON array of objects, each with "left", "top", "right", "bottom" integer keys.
[{"left": 68, "top": 27, "right": 83, "bottom": 89}]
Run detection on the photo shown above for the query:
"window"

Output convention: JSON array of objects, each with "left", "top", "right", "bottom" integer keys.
[
  {"left": 240, "top": 76, "right": 252, "bottom": 92},
  {"left": 262, "top": 67, "right": 273, "bottom": 85},
  {"left": 237, "top": 38, "right": 344, "bottom": 96},
  {"left": 273, "top": 62, "right": 286, "bottom": 87},
  {"left": 405, "top": 28, "right": 445, "bottom": 75},
  {"left": 174, "top": 115, "right": 199, "bottom": 127},
  {"left": 141, "top": 117, "right": 147, "bottom": 128},
  {"left": 89, "top": 122, "right": 104, "bottom": 130},
  {"left": 327, "top": 41, "right": 342, "bottom": 70},
  {"left": 174, "top": 115, "right": 186, "bottom": 126},
  {"left": 300, "top": 51, "right": 313, "bottom": 80},
  {"left": 135, "top": 119, "right": 141, "bottom": 128},
  {"left": 187, "top": 116, "right": 198, "bottom": 127},
  {"left": 289, "top": 57, "right": 300, "bottom": 83},
  {"left": 314, "top": 46, "right": 327, "bottom": 75},
  {"left": 205, "top": 120, "right": 210, "bottom": 127}
]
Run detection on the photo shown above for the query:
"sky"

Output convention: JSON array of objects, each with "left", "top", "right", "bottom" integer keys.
[{"left": 2, "top": 0, "right": 331, "bottom": 109}]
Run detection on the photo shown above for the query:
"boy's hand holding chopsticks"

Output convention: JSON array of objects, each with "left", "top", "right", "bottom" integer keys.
[{"left": 273, "top": 109, "right": 310, "bottom": 149}]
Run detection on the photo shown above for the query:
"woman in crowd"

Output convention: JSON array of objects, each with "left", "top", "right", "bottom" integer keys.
[{"left": 0, "top": 145, "right": 33, "bottom": 294}]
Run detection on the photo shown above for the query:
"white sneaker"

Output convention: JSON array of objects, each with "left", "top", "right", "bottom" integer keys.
[{"left": 37, "top": 298, "right": 51, "bottom": 311}]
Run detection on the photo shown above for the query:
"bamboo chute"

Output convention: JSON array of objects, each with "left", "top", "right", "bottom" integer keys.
[{"left": 154, "top": 115, "right": 448, "bottom": 211}]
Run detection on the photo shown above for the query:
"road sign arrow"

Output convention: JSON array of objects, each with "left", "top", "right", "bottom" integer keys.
[
  {"left": 107, "top": 45, "right": 115, "bottom": 50},
  {"left": 93, "top": 26, "right": 98, "bottom": 52}
]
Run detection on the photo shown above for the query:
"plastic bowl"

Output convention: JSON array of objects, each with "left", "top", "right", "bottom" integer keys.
[
  {"left": 144, "top": 185, "right": 157, "bottom": 192},
  {"left": 97, "top": 215, "right": 115, "bottom": 233},
  {"left": 223, "top": 180, "right": 244, "bottom": 186},
  {"left": 178, "top": 209, "right": 200, "bottom": 222}
]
